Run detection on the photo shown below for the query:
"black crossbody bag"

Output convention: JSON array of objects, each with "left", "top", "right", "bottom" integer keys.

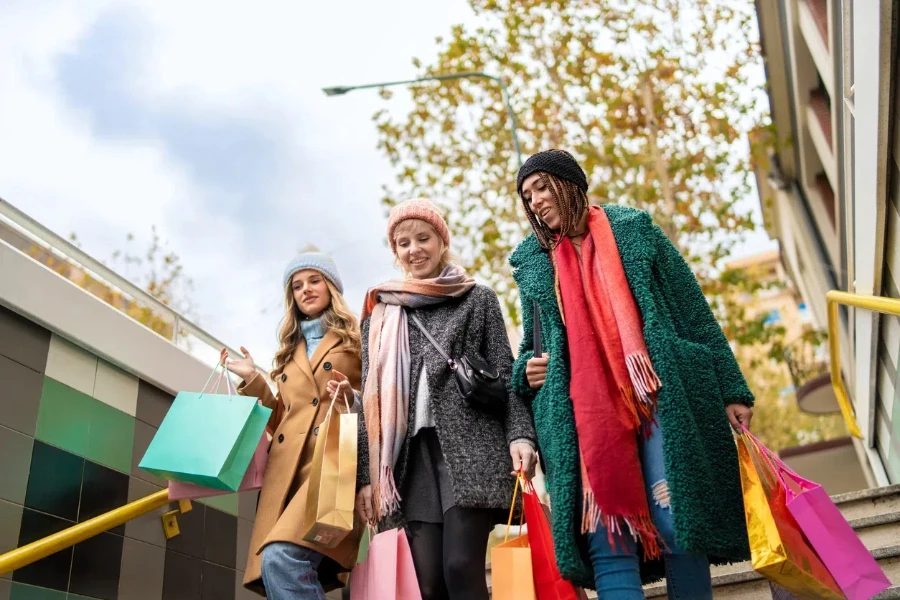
[{"left": 407, "top": 311, "right": 507, "bottom": 417}]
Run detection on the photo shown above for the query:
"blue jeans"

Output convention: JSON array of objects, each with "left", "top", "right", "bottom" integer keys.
[
  {"left": 260, "top": 542, "right": 326, "bottom": 600},
  {"left": 586, "top": 419, "right": 712, "bottom": 599}
]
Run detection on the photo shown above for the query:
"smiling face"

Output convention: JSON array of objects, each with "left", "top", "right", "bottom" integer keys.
[
  {"left": 290, "top": 269, "right": 332, "bottom": 319},
  {"left": 393, "top": 219, "right": 445, "bottom": 280},
  {"left": 521, "top": 172, "right": 562, "bottom": 231}
]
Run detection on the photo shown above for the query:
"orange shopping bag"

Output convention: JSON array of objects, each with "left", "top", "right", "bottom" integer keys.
[{"left": 491, "top": 474, "right": 536, "bottom": 600}]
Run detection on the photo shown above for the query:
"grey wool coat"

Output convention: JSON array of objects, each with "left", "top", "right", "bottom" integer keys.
[{"left": 357, "top": 284, "right": 537, "bottom": 526}]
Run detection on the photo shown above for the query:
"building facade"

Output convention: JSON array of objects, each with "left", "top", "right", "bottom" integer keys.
[{"left": 755, "top": 0, "right": 899, "bottom": 486}]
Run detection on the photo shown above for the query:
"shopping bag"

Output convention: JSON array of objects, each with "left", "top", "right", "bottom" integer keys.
[
  {"left": 350, "top": 528, "right": 422, "bottom": 600},
  {"left": 167, "top": 430, "right": 268, "bottom": 500},
  {"left": 300, "top": 387, "right": 358, "bottom": 548},
  {"left": 743, "top": 427, "right": 890, "bottom": 600},
  {"left": 521, "top": 478, "right": 585, "bottom": 600},
  {"left": 139, "top": 366, "right": 271, "bottom": 491},
  {"left": 491, "top": 475, "right": 536, "bottom": 600},
  {"left": 736, "top": 431, "right": 843, "bottom": 599}
]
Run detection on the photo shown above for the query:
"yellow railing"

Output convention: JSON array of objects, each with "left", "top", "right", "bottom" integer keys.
[
  {"left": 0, "top": 489, "right": 172, "bottom": 575},
  {"left": 826, "top": 290, "right": 900, "bottom": 439}
]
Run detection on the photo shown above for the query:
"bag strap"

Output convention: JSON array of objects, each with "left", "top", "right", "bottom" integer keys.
[
  {"left": 504, "top": 474, "right": 526, "bottom": 543},
  {"left": 407, "top": 310, "right": 457, "bottom": 370}
]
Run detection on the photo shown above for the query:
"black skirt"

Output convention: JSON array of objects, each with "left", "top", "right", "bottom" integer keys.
[{"left": 400, "top": 427, "right": 457, "bottom": 523}]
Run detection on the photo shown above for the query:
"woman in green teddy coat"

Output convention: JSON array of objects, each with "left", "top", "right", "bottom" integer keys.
[{"left": 509, "top": 149, "right": 753, "bottom": 599}]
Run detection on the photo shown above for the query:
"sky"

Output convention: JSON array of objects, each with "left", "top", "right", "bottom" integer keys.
[
  {"left": 0, "top": 0, "right": 773, "bottom": 369},
  {"left": 0, "top": 0, "right": 480, "bottom": 367}
]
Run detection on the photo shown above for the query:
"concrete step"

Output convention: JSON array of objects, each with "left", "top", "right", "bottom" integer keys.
[{"left": 640, "top": 484, "right": 900, "bottom": 599}]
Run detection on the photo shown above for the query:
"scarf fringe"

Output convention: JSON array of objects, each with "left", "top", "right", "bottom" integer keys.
[
  {"left": 375, "top": 465, "right": 401, "bottom": 518},
  {"left": 581, "top": 490, "right": 665, "bottom": 561},
  {"left": 625, "top": 352, "right": 661, "bottom": 438}
]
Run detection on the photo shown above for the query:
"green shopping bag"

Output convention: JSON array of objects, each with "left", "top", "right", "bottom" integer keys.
[{"left": 139, "top": 366, "right": 271, "bottom": 491}]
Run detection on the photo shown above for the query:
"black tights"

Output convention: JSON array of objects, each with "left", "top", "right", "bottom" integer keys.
[{"left": 407, "top": 507, "right": 494, "bottom": 600}]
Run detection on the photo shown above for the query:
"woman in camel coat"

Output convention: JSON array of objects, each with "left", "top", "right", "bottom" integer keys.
[{"left": 224, "top": 249, "right": 363, "bottom": 599}]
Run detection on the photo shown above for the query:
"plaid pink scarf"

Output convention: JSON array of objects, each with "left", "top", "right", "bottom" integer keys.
[{"left": 361, "top": 265, "right": 476, "bottom": 518}]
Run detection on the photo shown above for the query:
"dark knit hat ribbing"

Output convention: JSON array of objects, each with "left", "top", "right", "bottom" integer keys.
[{"left": 516, "top": 149, "right": 588, "bottom": 196}]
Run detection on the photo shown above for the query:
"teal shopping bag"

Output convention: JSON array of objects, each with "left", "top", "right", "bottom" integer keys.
[{"left": 139, "top": 366, "right": 272, "bottom": 491}]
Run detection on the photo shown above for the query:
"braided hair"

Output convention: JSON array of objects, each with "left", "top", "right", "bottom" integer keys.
[{"left": 520, "top": 170, "right": 589, "bottom": 250}]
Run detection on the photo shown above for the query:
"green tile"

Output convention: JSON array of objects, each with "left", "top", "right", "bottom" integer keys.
[
  {"left": 8, "top": 583, "right": 65, "bottom": 600},
  {"left": 35, "top": 379, "right": 92, "bottom": 457},
  {"left": 199, "top": 493, "right": 239, "bottom": 516},
  {"left": 66, "top": 596, "right": 94, "bottom": 600},
  {"left": 85, "top": 401, "right": 134, "bottom": 473}
]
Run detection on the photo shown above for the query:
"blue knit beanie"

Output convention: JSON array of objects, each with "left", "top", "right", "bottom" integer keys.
[{"left": 282, "top": 250, "right": 344, "bottom": 294}]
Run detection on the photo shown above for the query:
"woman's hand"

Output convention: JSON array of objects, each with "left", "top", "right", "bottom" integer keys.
[
  {"left": 326, "top": 369, "right": 354, "bottom": 406},
  {"left": 356, "top": 485, "right": 375, "bottom": 524},
  {"left": 510, "top": 442, "right": 537, "bottom": 480},
  {"left": 526, "top": 355, "right": 549, "bottom": 390},
  {"left": 221, "top": 346, "right": 257, "bottom": 384},
  {"left": 726, "top": 403, "right": 753, "bottom": 432}
]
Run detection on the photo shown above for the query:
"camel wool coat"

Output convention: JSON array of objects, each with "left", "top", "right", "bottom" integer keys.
[{"left": 237, "top": 330, "right": 363, "bottom": 595}]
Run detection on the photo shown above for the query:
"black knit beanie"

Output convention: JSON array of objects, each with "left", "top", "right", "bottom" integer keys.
[{"left": 516, "top": 149, "right": 588, "bottom": 196}]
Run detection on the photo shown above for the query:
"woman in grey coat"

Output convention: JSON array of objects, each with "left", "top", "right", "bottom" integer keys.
[{"left": 355, "top": 198, "right": 537, "bottom": 600}]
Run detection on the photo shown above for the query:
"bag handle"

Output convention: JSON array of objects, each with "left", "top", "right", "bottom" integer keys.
[
  {"left": 407, "top": 310, "right": 457, "bottom": 371},
  {"left": 504, "top": 473, "right": 526, "bottom": 543},
  {"left": 199, "top": 365, "right": 238, "bottom": 398},
  {"left": 740, "top": 426, "right": 815, "bottom": 495},
  {"left": 326, "top": 376, "right": 352, "bottom": 414}
]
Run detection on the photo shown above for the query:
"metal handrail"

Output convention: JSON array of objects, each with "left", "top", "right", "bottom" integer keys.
[
  {"left": 0, "top": 197, "right": 265, "bottom": 376},
  {"left": 0, "top": 490, "right": 171, "bottom": 575},
  {"left": 825, "top": 290, "right": 900, "bottom": 438}
]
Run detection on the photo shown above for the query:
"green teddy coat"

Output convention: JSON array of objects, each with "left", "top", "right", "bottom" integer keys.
[{"left": 510, "top": 204, "right": 752, "bottom": 588}]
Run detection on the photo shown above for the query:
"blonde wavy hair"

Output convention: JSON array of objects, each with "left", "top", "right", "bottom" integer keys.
[
  {"left": 270, "top": 277, "right": 361, "bottom": 382},
  {"left": 392, "top": 219, "right": 458, "bottom": 276}
]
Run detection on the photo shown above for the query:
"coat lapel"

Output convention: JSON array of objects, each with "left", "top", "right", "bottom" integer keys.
[
  {"left": 292, "top": 338, "right": 317, "bottom": 389},
  {"left": 309, "top": 331, "right": 341, "bottom": 373}
]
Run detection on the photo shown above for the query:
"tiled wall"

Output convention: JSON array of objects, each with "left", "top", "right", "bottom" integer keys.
[{"left": 0, "top": 304, "right": 261, "bottom": 600}]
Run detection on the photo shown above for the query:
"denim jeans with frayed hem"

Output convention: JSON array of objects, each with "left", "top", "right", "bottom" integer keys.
[
  {"left": 260, "top": 542, "right": 326, "bottom": 600},
  {"left": 585, "top": 418, "right": 713, "bottom": 599}
]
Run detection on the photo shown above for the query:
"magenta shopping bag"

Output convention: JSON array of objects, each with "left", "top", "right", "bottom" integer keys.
[
  {"left": 167, "top": 432, "right": 268, "bottom": 501},
  {"left": 350, "top": 528, "right": 422, "bottom": 600},
  {"left": 743, "top": 427, "right": 890, "bottom": 600}
]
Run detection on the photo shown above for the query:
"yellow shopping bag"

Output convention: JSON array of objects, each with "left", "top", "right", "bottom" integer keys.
[
  {"left": 737, "top": 433, "right": 843, "bottom": 598},
  {"left": 491, "top": 475, "right": 536, "bottom": 600},
  {"left": 300, "top": 388, "right": 358, "bottom": 549}
]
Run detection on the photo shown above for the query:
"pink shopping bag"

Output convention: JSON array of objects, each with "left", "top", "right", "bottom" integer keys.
[
  {"left": 743, "top": 427, "right": 890, "bottom": 600},
  {"left": 167, "top": 432, "right": 268, "bottom": 500},
  {"left": 350, "top": 528, "right": 422, "bottom": 600}
]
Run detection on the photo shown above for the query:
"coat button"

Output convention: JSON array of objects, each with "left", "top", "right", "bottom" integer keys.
[
  {"left": 323, "top": 362, "right": 332, "bottom": 371},
  {"left": 313, "top": 426, "right": 319, "bottom": 435},
  {"left": 278, "top": 434, "right": 284, "bottom": 443},
  {"left": 281, "top": 373, "right": 287, "bottom": 382},
  {"left": 312, "top": 398, "right": 319, "bottom": 407}
]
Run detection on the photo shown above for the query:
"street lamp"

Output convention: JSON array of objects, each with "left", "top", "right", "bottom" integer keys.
[{"left": 322, "top": 71, "right": 523, "bottom": 168}]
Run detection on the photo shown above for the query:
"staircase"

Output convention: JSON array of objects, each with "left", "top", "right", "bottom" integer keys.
[{"left": 640, "top": 484, "right": 900, "bottom": 599}]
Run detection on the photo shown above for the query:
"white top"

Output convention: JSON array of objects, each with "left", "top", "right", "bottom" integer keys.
[{"left": 412, "top": 364, "right": 435, "bottom": 435}]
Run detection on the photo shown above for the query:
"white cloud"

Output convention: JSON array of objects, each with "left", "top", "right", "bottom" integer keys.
[{"left": 0, "top": 0, "right": 478, "bottom": 368}]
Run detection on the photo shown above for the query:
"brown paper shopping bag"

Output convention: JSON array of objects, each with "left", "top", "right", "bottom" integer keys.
[{"left": 300, "top": 388, "right": 358, "bottom": 548}]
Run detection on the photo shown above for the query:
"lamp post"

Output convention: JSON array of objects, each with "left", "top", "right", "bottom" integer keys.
[{"left": 323, "top": 71, "right": 523, "bottom": 168}]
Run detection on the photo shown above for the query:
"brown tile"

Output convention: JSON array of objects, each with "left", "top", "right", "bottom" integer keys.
[
  {"left": 0, "top": 578, "right": 8, "bottom": 600},
  {"left": 135, "top": 381, "right": 174, "bottom": 428},
  {"left": 237, "top": 490, "right": 258, "bottom": 522},
  {"left": 131, "top": 420, "right": 165, "bottom": 486},
  {"left": 161, "top": 551, "right": 201, "bottom": 600},
  {"left": 118, "top": 538, "right": 164, "bottom": 600},
  {"left": 234, "top": 572, "right": 256, "bottom": 600},
  {"left": 124, "top": 478, "right": 168, "bottom": 548},
  {"left": 0, "top": 355, "right": 42, "bottom": 437},
  {"left": 235, "top": 519, "right": 253, "bottom": 573},
  {"left": 0, "top": 500, "right": 23, "bottom": 581},
  {"left": 0, "top": 307, "right": 50, "bottom": 374},
  {"left": 0, "top": 426, "right": 33, "bottom": 506},
  {"left": 200, "top": 561, "right": 234, "bottom": 600}
]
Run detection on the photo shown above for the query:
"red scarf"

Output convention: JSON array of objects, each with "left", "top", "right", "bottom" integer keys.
[{"left": 554, "top": 206, "right": 664, "bottom": 559}]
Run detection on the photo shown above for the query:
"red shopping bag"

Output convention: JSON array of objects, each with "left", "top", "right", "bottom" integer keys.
[
  {"left": 350, "top": 528, "right": 422, "bottom": 600},
  {"left": 167, "top": 432, "right": 268, "bottom": 500},
  {"left": 521, "top": 478, "right": 587, "bottom": 600}
]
